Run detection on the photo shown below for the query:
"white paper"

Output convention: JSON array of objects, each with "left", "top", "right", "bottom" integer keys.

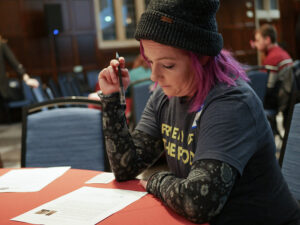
[
  {"left": 12, "top": 186, "right": 147, "bottom": 225},
  {"left": 0, "top": 167, "right": 70, "bottom": 192},
  {"left": 85, "top": 172, "right": 115, "bottom": 184}
]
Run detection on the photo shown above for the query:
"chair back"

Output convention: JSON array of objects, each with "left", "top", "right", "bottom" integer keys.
[
  {"left": 48, "top": 78, "right": 62, "bottom": 98},
  {"left": 58, "top": 73, "right": 84, "bottom": 96},
  {"left": 31, "top": 77, "right": 49, "bottom": 105},
  {"left": 130, "top": 78, "right": 153, "bottom": 126},
  {"left": 87, "top": 70, "right": 99, "bottom": 90},
  {"left": 22, "top": 81, "right": 36, "bottom": 103},
  {"left": 281, "top": 103, "right": 300, "bottom": 201},
  {"left": 58, "top": 74, "right": 74, "bottom": 96},
  {"left": 45, "top": 87, "right": 55, "bottom": 100},
  {"left": 247, "top": 70, "right": 269, "bottom": 103},
  {"left": 21, "top": 97, "right": 110, "bottom": 171}
]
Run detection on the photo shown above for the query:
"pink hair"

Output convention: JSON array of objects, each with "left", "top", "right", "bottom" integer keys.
[{"left": 140, "top": 42, "right": 249, "bottom": 112}]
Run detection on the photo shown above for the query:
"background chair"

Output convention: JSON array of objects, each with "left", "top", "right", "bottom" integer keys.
[
  {"left": 31, "top": 77, "right": 49, "bottom": 103},
  {"left": 246, "top": 68, "right": 283, "bottom": 139},
  {"left": 129, "top": 78, "right": 153, "bottom": 127},
  {"left": 247, "top": 70, "right": 269, "bottom": 103},
  {"left": 58, "top": 73, "right": 76, "bottom": 97},
  {"left": 48, "top": 78, "right": 62, "bottom": 98},
  {"left": 280, "top": 102, "right": 300, "bottom": 202},
  {"left": 3, "top": 80, "right": 36, "bottom": 122},
  {"left": 21, "top": 97, "right": 110, "bottom": 171},
  {"left": 87, "top": 70, "right": 99, "bottom": 91}
]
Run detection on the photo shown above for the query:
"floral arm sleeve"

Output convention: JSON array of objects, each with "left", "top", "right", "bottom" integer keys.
[
  {"left": 101, "top": 92, "right": 164, "bottom": 181},
  {"left": 146, "top": 159, "right": 238, "bottom": 224}
]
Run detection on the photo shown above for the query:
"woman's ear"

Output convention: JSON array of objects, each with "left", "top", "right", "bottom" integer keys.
[{"left": 199, "top": 56, "right": 210, "bottom": 66}]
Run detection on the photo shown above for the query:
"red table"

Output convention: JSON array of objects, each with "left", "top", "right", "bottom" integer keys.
[{"left": 0, "top": 168, "right": 200, "bottom": 225}]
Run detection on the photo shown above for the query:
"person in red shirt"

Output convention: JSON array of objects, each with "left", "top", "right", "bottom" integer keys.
[
  {"left": 253, "top": 24, "right": 292, "bottom": 69},
  {"left": 252, "top": 24, "right": 293, "bottom": 98},
  {"left": 251, "top": 24, "right": 293, "bottom": 132}
]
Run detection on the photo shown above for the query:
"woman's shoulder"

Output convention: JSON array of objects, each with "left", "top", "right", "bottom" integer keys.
[
  {"left": 207, "top": 79, "right": 252, "bottom": 101},
  {"left": 204, "top": 79, "right": 261, "bottom": 115}
]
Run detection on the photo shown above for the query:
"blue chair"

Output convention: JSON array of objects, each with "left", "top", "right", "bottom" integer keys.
[
  {"left": 247, "top": 69, "right": 283, "bottom": 139},
  {"left": 58, "top": 73, "right": 84, "bottom": 97},
  {"left": 130, "top": 78, "right": 153, "bottom": 126},
  {"left": 87, "top": 70, "right": 99, "bottom": 90},
  {"left": 247, "top": 70, "right": 269, "bottom": 103},
  {"left": 48, "top": 78, "right": 62, "bottom": 98},
  {"left": 58, "top": 73, "right": 74, "bottom": 97},
  {"left": 31, "top": 77, "right": 49, "bottom": 103},
  {"left": 21, "top": 97, "right": 110, "bottom": 171},
  {"left": 280, "top": 103, "right": 300, "bottom": 202},
  {"left": 4, "top": 80, "right": 36, "bottom": 122},
  {"left": 45, "top": 87, "right": 55, "bottom": 100},
  {"left": 6, "top": 81, "right": 34, "bottom": 108}
]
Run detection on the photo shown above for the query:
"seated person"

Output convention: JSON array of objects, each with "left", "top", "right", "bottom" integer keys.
[
  {"left": 251, "top": 24, "right": 293, "bottom": 110},
  {"left": 98, "top": 0, "right": 300, "bottom": 224}
]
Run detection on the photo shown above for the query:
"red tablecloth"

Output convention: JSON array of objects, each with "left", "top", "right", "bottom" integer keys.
[{"left": 0, "top": 168, "right": 207, "bottom": 225}]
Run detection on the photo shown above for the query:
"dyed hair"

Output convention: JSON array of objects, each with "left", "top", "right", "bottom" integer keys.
[{"left": 140, "top": 41, "right": 249, "bottom": 112}]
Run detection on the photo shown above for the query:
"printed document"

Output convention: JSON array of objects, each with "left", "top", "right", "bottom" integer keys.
[
  {"left": 0, "top": 167, "right": 70, "bottom": 192},
  {"left": 85, "top": 172, "right": 115, "bottom": 184},
  {"left": 12, "top": 186, "right": 147, "bottom": 225}
]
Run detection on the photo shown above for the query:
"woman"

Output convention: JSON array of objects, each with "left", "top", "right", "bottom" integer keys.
[{"left": 98, "top": 0, "right": 300, "bottom": 224}]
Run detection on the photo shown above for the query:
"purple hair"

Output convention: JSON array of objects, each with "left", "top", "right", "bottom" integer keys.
[{"left": 140, "top": 42, "right": 249, "bottom": 112}]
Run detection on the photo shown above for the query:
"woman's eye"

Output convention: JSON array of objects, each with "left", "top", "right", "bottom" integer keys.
[{"left": 163, "top": 64, "right": 174, "bottom": 69}]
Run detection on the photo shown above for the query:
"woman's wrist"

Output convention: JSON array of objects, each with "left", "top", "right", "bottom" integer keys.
[{"left": 97, "top": 90, "right": 120, "bottom": 102}]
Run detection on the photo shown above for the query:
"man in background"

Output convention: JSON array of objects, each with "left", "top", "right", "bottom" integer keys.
[
  {"left": 251, "top": 24, "right": 293, "bottom": 109},
  {"left": 250, "top": 24, "right": 293, "bottom": 133}
]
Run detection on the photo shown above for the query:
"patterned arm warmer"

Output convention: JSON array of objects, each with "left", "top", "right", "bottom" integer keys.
[
  {"left": 101, "top": 92, "right": 164, "bottom": 181},
  {"left": 146, "top": 159, "right": 238, "bottom": 224}
]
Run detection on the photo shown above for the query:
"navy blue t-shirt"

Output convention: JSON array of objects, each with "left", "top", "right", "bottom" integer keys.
[{"left": 136, "top": 80, "right": 300, "bottom": 224}]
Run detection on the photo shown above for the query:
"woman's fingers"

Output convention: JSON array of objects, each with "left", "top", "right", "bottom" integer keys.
[
  {"left": 109, "top": 56, "right": 126, "bottom": 69},
  {"left": 98, "top": 56, "right": 129, "bottom": 95},
  {"left": 119, "top": 57, "right": 125, "bottom": 68},
  {"left": 99, "top": 67, "right": 116, "bottom": 84},
  {"left": 108, "top": 66, "right": 118, "bottom": 84}
]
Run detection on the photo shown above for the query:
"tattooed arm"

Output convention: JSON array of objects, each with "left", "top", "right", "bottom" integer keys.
[
  {"left": 146, "top": 159, "right": 238, "bottom": 224},
  {"left": 101, "top": 92, "right": 164, "bottom": 181}
]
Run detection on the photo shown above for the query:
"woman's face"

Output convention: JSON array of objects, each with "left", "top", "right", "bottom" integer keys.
[{"left": 142, "top": 40, "right": 196, "bottom": 97}]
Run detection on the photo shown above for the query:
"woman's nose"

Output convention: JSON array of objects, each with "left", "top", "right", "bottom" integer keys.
[{"left": 150, "top": 66, "right": 161, "bottom": 82}]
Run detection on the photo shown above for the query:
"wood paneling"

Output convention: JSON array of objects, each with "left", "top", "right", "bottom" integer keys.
[
  {"left": 217, "top": 0, "right": 257, "bottom": 65},
  {"left": 76, "top": 34, "right": 97, "bottom": 66},
  {"left": 72, "top": 0, "right": 95, "bottom": 31},
  {"left": 56, "top": 35, "right": 74, "bottom": 70},
  {"left": 279, "top": 0, "right": 300, "bottom": 59},
  {"left": 0, "top": 0, "right": 23, "bottom": 36}
]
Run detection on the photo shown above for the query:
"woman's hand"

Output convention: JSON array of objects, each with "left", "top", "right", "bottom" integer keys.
[
  {"left": 98, "top": 56, "right": 130, "bottom": 95},
  {"left": 139, "top": 179, "right": 148, "bottom": 190}
]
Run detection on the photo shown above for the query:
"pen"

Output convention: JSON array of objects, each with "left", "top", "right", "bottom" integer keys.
[{"left": 116, "top": 52, "right": 126, "bottom": 106}]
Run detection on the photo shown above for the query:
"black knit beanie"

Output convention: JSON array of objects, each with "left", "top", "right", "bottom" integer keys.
[{"left": 135, "top": 0, "right": 223, "bottom": 56}]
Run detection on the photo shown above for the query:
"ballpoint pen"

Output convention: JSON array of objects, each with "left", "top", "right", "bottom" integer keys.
[{"left": 116, "top": 52, "right": 126, "bottom": 107}]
